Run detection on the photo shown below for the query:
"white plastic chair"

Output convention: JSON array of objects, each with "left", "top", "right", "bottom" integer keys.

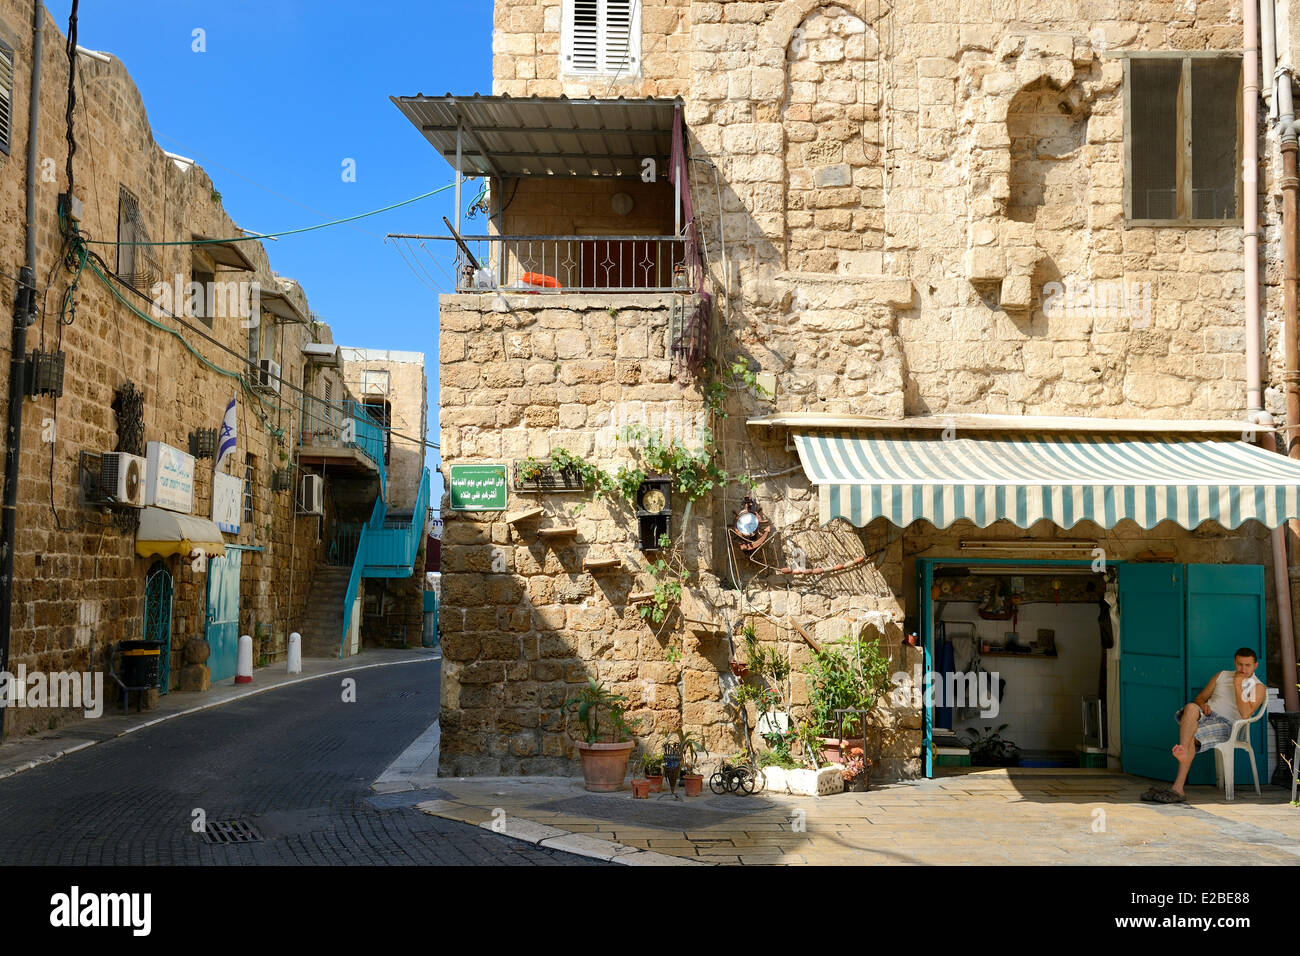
[{"left": 1210, "top": 701, "right": 1268, "bottom": 800}]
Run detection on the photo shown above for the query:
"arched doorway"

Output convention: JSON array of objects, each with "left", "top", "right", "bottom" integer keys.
[{"left": 143, "top": 561, "right": 174, "bottom": 694}]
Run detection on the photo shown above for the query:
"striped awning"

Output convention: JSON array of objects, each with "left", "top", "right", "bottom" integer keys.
[{"left": 794, "top": 433, "right": 1300, "bottom": 530}]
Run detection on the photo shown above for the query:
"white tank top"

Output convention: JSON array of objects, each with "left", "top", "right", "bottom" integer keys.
[{"left": 1207, "top": 671, "right": 1258, "bottom": 719}]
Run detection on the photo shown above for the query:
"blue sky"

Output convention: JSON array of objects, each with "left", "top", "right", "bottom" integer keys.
[{"left": 48, "top": 0, "right": 491, "bottom": 502}]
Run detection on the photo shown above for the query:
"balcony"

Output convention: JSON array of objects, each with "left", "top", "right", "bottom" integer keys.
[
  {"left": 438, "top": 233, "right": 690, "bottom": 294},
  {"left": 299, "top": 398, "right": 387, "bottom": 495}
]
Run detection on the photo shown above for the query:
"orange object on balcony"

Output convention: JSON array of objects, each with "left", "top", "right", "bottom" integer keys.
[{"left": 520, "top": 272, "right": 561, "bottom": 289}]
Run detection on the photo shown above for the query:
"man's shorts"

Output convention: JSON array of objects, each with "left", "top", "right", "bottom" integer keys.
[{"left": 1174, "top": 706, "right": 1233, "bottom": 748}]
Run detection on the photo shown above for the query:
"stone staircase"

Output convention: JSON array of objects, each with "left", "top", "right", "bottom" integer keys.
[{"left": 300, "top": 565, "right": 353, "bottom": 658}]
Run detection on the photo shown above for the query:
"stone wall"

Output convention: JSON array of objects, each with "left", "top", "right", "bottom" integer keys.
[
  {"left": 0, "top": 1, "right": 389, "bottom": 733},
  {"left": 340, "top": 349, "right": 428, "bottom": 512},
  {"left": 434, "top": 0, "right": 1297, "bottom": 778}
]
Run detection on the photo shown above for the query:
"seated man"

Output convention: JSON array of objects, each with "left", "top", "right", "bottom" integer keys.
[{"left": 1142, "top": 647, "right": 1266, "bottom": 803}]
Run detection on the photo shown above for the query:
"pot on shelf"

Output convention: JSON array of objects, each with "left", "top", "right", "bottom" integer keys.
[
  {"left": 682, "top": 773, "right": 703, "bottom": 797},
  {"left": 646, "top": 773, "right": 664, "bottom": 793},
  {"left": 577, "top": 741, "right": 636, "bottom": 792},
  {"left": 631, "top": 778, "right": 651, "bottom": 798}
]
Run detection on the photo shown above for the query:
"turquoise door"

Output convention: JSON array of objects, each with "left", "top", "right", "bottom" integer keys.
[
  {"left": 144, "top": 561, "right": 174, "bottom": 694},
  {"left": 1184, "top": 564, "right": 1266, "bottom": 786},
  {"left": 1119, "top": 564, "right": 1185, "bottom": 781},
  {"left": 205, "top": 549, "right": 242, "bottom": 683}
]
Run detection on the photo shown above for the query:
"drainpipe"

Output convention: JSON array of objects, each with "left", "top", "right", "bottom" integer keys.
[
  {"left": 1247, "top": 0, "right": 1263, "bottom": 414},
  {"left": 1274, "top": 42, "right": 1300, "bottom": 711},
  {"left": 0, "top": 1, "right": 45, "bottom": 736},
  {"left": 1264, "top": 0, "right": 1278, "bottom": 117}
]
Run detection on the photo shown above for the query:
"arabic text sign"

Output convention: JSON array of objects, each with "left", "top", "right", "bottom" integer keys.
[{"left": 448, "top": 464, "right": 507, "bottom": 511}]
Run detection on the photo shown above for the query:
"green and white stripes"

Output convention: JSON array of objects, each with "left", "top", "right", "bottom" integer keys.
[{"left": 793, "top": 432, "right": 1300, "bottom": 530}]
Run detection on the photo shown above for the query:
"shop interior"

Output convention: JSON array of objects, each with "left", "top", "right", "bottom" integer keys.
[{"left": 929, "top": 565, "right": 1113, "bottom": 769}]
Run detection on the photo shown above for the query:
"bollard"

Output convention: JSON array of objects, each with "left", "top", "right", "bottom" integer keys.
[
  {"left": 236, "top": 634, "right": 253, "bottom": 684},
  {"left": 287, "top": 632, "right": 302, "bottom": 675}
]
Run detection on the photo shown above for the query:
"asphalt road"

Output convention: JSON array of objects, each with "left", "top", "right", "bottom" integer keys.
[{"left": 0, "top": 657, "right": 600, "bottom": 865}]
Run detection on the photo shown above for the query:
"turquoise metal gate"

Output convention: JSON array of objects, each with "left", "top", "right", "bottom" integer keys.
[{"left": 144, "top": 561, "right": 174, "bottom": 694}]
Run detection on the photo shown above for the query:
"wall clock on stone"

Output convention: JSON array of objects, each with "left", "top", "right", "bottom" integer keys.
[{"left": 635, "top": 477, "right": 671, "bottom": 551}]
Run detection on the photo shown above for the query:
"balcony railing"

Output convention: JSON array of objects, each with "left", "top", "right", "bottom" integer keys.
[
  {"left": 440, "top": 234, "right": 691, "bottom": 294},
  {"left": 300, "top": 397, "right": 387, "bottom": 496}
]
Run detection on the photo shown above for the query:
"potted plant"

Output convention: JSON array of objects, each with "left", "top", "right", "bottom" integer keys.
[
  {"left": 675, "top": 728, "right": 707, "bottom": 796},
  {"left": 806, "top": 633, "right": 892, "bottom": 765},
  {"left": 842, "top": 747, "right": 872, "bottom": 792},
  {"left": 642, "top": 751, "right": 664, "bottom": 792},
  {"left": 566, "top": 678, "right": 639, "bottom": 791},
  {"left": 961, "top": 724, "right": 1022, "bottom": 767}
]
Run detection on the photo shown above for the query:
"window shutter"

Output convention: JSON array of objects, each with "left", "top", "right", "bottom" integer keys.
[
  {"left": 563, "top": 0, "right": 639, "bottom": 76},
  {"left": 565, "top": 0, "right": 599, "bottom": 74},
  {"left": 0, "top": 44, "right": 12, "bottom": 156},
  {"left": 601, "top": 0, "right": 634, "bottom": 74}
]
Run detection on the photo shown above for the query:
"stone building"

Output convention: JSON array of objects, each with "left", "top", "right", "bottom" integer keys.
[
  {"left": 406, "top": 0, "right": 1300, "bottom": 783},
  {"left": 0, "top": 1, "right": 428, "bottom": 736}
]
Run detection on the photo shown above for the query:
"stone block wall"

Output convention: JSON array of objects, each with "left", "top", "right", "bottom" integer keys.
[
  {"left": 434, "top": 0, "right": 1296, "bottom": 777},
  {"left": 0, "top": 1, "right": 394, "bottom": 733}
]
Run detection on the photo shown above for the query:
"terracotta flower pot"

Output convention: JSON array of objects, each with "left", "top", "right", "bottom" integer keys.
[
  {"left": 729, "top": 660, "right": 749, "bottom": 678},
  {"left": 646, "top": 774, "right": 663, "bottom": 793},
  {"left": 682, "top": 773, "right": 703, "bottom": 797},
  {"left": 631, "top": 779, "right": 651, "bottom": 798},
  {"left": 818, "top": 736, "right": 866, "bottom": 765},
  {"left": 577, "top": 741, "right": 635, "bottom": 792}
]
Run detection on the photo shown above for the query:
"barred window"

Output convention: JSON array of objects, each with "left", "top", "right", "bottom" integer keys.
[{"left": 1125, "top": 54, "right": 1241, "bottom": 224}]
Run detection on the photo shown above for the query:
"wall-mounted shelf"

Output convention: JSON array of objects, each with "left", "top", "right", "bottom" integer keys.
[
  {"left": 583, "top": 556, "right": 621, "bottom": 571},
  {"left": 537, "top": 525, "right": 578, "bottom": 539},
  {"left": 505, "top": 507, "right": 545, "bottom": 525}
]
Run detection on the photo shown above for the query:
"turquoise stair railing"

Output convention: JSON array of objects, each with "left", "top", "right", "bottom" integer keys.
[{"left": 338, "top": 468, "right": 431, "bottom": 657}]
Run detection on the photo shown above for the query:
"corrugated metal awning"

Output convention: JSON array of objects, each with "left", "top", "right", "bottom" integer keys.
[
  {"left": 389, "top": 94, "right": 681, "bottom": 178},
  {"left": 794, "top": 432, "right": 1300, "bottom": 530}
]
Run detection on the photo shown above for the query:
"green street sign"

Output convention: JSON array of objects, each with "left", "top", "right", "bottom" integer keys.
[{"left": 448, "top": 463, "right": 508, "bottom": 511}]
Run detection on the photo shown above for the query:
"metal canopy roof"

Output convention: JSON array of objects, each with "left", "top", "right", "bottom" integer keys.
[
  {"left": 192, "top": 236, "right": 255, "bottom": 272},
  {"left": 258, "top": 288, "right": 308, "bottom": 324},
  {"left": 390, "top": 94, "right": 681, "bottom": 179}
]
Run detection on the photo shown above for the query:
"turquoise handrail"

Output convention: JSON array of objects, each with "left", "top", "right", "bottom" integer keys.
[
  {"left": 339, "top": 496, "right": 382, "bottom": 658},
  {"left": 338, "top": 468, "right": 430, "bottom": 655}
]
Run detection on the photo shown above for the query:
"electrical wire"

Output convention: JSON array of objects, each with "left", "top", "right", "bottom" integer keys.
[
  {"left": 81, "top": 183, "right": 456, "bottom": 248},
  {"left": 81, "top": 241, "right": 440, "bottom": 450}
]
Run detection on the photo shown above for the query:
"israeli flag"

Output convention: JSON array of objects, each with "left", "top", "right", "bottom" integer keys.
[{"left": 215, "top": 395, "right": 237, "bottom": 471}]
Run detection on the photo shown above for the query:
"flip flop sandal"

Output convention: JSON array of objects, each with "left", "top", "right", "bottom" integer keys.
[
  {"left": 1150, "top": 788, "right": 1186, "bottom": 804},
  {"left": 1140, "top": 787, "right": 1164, "bottom": 801}
]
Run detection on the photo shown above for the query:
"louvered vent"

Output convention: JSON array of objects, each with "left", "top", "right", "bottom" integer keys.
[{"left": 0, "top": 43, "right": 13, "bottom": 156}]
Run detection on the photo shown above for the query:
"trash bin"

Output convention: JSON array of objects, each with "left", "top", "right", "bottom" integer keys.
[
  {"left": 1269, "top": 712, "right": 1300, "bottom": 788},
  {"left": 120, "top": 640, "right": 162, "bottom": 688}
]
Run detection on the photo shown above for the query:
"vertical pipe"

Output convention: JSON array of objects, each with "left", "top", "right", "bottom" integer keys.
[
  {"left": 1264, "top": 0, "right": 1278, "bottom": 117},
  {"left": 454, "top": 119, "right": 463, "bottom": 239},
  {"left": 0, "top": 1, "right": 45, "bottom": 738},
  {"left": 1247, "top": 0, "right": 1263, "bottom": 413},
  {"left": 1275, "top": 60, "right": 1300, "bottom": 711}
]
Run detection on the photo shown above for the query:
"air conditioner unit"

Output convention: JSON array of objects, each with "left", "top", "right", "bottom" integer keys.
[
  {"left": 254, "top": 359, "right": 281, "bottom": 394},
  {"left": 298, "top": 474, "right": 323, "bottom": 515},
  {"left": 100, "top": 452, "right": 146, "bottom": 508}
]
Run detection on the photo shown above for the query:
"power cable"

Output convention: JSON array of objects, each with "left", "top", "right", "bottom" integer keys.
[{"left": 82, "top": 183, "right": 456, "bottom": 248}]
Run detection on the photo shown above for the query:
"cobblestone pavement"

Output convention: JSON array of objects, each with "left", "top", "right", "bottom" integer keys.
[
  {"left": 0, "top": 659, "right": 602, "bottom": 866},
  {"left": 416, "top": 771, "right": 1300, "bottom": 865}
]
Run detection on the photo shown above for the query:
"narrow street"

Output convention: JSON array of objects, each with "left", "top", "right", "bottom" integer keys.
[{"left": 0, "top": 659, "right": 601, "bottom": 866}]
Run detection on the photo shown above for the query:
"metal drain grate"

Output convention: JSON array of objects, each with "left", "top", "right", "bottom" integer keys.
[{"left": 202, "top": 820, "right": 263, "bottom": 845}]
